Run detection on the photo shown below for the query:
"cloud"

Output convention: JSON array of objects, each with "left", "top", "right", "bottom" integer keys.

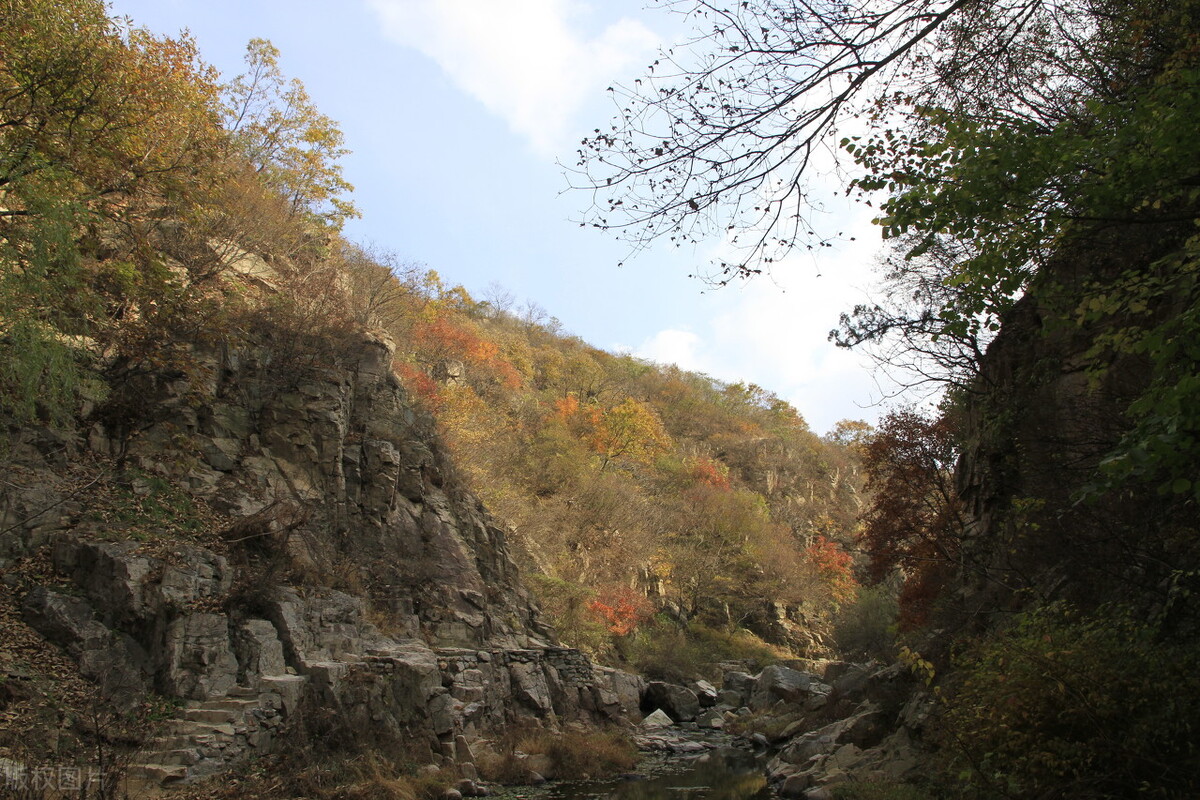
[
  {"left": 637, "top": 328, "right": 705, "bottom": 371},
  {"left": 635, "top": 211, "right": 893, "bottom": 434},
  {"left": 366, "top": 0, "right": 658, "bottom": 158}
]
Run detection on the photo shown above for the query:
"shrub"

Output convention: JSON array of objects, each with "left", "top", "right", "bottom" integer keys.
[
  {"left": 934, "top": 603, "right": 1200, "bottom": 798},
  {"left": 833, "top": 782, "right": 933, "bottom": 800},
  {"left": 832, "top": 584, "right": 899, "bottom": 661},
  {"left": 524, "top": 574, "right": 610, "bottom": 658},
  {"left": 528, "top": 726, "right": 637, "bottom": 780},
  {"left": 622, "top": 620, "right": 789, "bottom": 682}
]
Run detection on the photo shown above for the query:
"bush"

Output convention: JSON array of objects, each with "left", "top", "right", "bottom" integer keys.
[
  {"left": 531, "top": 726, "right": 638, "bottom": 780},
  {"left": 477, "top": 725, "right": 637, "bottom": 784},
  {"left": 832, "top": 583, "right": 899, "bottom": 661},
  {"left": 832, "top": 782, "right": 933, "bottom": 800},
  {"left": 622, "top": 620, "right": 789, "bottom": 682},
  {"left": 524, "top": 574, "right": 611, "bottom": 658},
  {"left": 934, "top": 603, "right": 1200, "bottom": 798}
]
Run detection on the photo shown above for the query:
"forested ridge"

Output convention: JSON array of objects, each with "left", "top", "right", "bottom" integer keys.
[{"left": 4, "top": 0, "right": 1200, "bottom": 797}]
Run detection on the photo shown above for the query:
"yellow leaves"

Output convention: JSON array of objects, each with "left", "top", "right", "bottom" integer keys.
[
  {"left": 112, "top": 28, "right": 224, "bottom": 177},
  {"left": 1, "top": 0, "right": 225, "bottom": 200},
  {"left": 585, "top": 397, "right": 672, "bottom": 470},
  {"left": 898, "top": 645, "right": 936, "bottom": 686},
  {"left": 222, "top": 38, "right": 357, "bottom": 228}
]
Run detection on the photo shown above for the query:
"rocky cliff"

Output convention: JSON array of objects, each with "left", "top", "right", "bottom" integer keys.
[
  {"left": 953, "top": 223, "right": 1198, "bottom": 618},
  {"left": 0, "top": 327, "right": 643, "bottom": 786}
]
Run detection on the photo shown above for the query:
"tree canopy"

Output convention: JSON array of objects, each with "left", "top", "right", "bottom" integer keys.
[{"left": 572, "top": 0, "right": 1190, "bottom": 280}]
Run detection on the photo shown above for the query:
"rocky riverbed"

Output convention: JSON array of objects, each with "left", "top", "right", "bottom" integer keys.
[{"left": 629, "top": 661, "right": 930, "bottom": 799}]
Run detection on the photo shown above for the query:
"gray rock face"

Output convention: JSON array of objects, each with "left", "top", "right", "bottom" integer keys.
[
  {"left": 4, "top": 331, "right": 638, "bottom": 786},
  {"left": 164, "top": 613, "right": 239, "bottom": 700},
  {"left": 21, "top": 586, "right": 149, "bottom": 706},
  {"left": 758, "top": 661, "right": 926, "bottom": 795},
  {"left": 78, "top": 335, "right": 550, "bottom": 652},
  {"left": 235, "top": 619, "right": 287, "bottom": 680},
  {"left": 509, "top": 661, "right": 554, "bottom": 716}
]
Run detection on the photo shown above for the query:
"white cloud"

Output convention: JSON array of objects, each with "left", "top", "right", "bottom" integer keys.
[
  {"left": 637, "top": 328, "right": 705, "bottom": 371},
  {"left": 366, "top": 0, "right": 659, "bottom": 158},
  {"left": 635, "top": 207, "right": 894, "bottom": 434}
]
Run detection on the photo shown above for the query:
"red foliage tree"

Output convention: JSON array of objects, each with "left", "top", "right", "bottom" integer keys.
[
  {"left": 690, "top": 456, "right": 731, "bottom": 490},
  {"left": 588, "top": 587, "right": 651, "bottom": 636},
  {"left": 411, "top": 315, "right": 521, "bottom": 390},
  {"left": 859, "top": 408, "right": 965, "bottom": 629},
  {"left": 805, "top": 535, "right": 858, "bottom": 605},
  {"left": 394, "top": 360, "right": 443, "bottom": 412}
]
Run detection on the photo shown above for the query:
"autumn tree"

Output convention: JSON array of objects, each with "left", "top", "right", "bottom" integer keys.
[
  {"left": 858, "top": 408, "right": 965, "bottom": 628},
  {"left": 223, "top": 38, "right": 358, "bottom": 229},
  {"left": 585, "top": 397, "right": 672, "bottom": 471},
  {"left": 0, "top": 0, "right": 225, "bottom": 425}
]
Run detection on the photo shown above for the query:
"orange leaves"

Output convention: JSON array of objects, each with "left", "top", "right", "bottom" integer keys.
[
  {"left": 554, "top": 393, "right": 581, "bottom": 420},
  {"left": 393, "top": 360, "right": 442, "bottom": 412},
  {"left": 805, "top": 535, "right": 858, "bottom": 605},
  {"left": 690, "top": 456, "right": 731, "bottom": 490},
  {"left": 588, "top": 587, "right": 651, "bottom": 635},
  {"left": 410, "top": 315, "right": 522, "bottom": 391}
]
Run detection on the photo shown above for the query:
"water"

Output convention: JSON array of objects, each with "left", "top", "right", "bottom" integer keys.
[{"left": 535, "top": 746, "right": 771, "bottom": 800}]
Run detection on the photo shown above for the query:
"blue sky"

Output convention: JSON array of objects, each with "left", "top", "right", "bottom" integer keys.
[{"left": 109, "top": 0, "right": 894, "bottom": 434}]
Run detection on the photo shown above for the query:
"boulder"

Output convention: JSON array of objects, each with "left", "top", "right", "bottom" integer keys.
[
  {"left": 774, "top": 702, "right": 889, "bottom": 767},
  {"left": 722, "top": 670, "right": 755, "bottom": 705},
  {"left": 750, "top": 664, "right": 829, "bottom": 709},
  {"left": 640, "top": 709, "right": 675, "bottom": 728},
  {"left": 643, "top": 681, "right": 700, "bottom": 722},
  {"left": 689, "top": 679, "right": 719, "bottom": 706},
  {"left": 780, "top": 773, "right": 811, "bottom": 798}
]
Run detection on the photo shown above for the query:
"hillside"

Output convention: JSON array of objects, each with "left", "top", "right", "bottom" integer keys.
[{"left": 376, "top": 274, "right": 867, "bottom": 667}]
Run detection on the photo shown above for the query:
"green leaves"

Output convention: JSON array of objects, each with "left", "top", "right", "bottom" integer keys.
[{"left": 938, "top": 603, "right": 1200, "bottom": 797}]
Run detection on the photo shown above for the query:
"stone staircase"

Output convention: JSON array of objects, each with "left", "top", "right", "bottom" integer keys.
[{"left": 128, "top": 686, "right": 284, "bottom": 787}]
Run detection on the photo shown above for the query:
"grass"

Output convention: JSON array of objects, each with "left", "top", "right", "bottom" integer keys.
[{"left": 477, "top": 725, "right": 638, "bottom": 784}]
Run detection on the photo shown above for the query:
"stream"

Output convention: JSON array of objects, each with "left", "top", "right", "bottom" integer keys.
[{"left": 530, "top": 740, "right": 772, "bottom": 800}]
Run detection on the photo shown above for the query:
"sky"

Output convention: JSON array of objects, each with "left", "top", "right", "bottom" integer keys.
[{"left": 108, "top": 0, "right": 896, "bottom": 434}]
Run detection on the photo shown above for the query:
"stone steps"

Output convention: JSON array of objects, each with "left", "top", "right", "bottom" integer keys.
[
  {"left": 130, "top": 689, "right": 263, "bottom": 786},
  {"left": 154, "top": 748, "right": 202, "bottom": 767},
  {"left": 190, "top": 697, "right": 260, "bottom": 713},
  {"left": 128, "top": 763, "right": 189, "bottom": 784},
  {"left": 162, "top": 718, "right": 236, "bottom": 737},
  {"left": 182, "top": 707, "right": 238, "bottom": 724}
]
